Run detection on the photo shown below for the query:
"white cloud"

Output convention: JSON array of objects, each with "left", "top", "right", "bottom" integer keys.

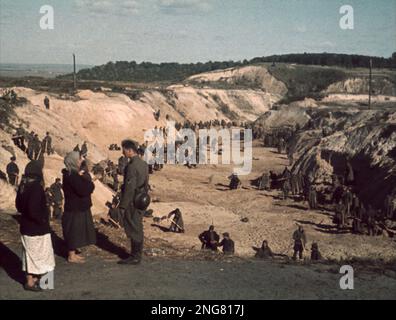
[
  {"left": 74, "top": 0, "right": 142, "bottom": 16},
  {"left": 296, "top": 25, "right": 307, "bottom": 33},
  {"left": 157, "top": 0, "right": 213, "bottom": 15}
]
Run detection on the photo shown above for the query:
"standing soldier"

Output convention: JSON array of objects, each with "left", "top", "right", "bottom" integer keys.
[
  {"left": 308, "top": 185, "right": 318, "bottom": 209},
  {"left": 27, "top": 131, "right": 35, "bottom": 160},
  {"left": 291, "top": 173, "right": 299, "bottom": 195},
  {"left": 335, "top": 200, "right": 346, "bottom": 229},
  {"left": 385, "top": 194, "right": 395, "bottom": 219},
  {"left": 297, "top": 171, "right": 305, "bottom": 196},
  {"left": 345, "top": 157, "right": 354, "bottom": 186},
  {"left": 366, "top": 205, "right": 377, "bottom": 236},
  {"left": 118, "top": 140, "right": 149, "bottom": 265},
  {"left": 258, "top": 172, "right": 270, "bottom": 191},
  {"left": 6, "top": 156, "right": 19, "bottom": 186},
  {"left": 32, "top": 134, "right": 41, "bottom": 160},
  {"left": 42, "top": 132, "right": 52, "bottom": 156},
  {"left": 50, "top": 178, "right": 63, "bottom": 219},
  {"left": 44, "top": 96, "right": 50, "bottom": 109},
  {"left": 292, "top": 226, "right": 306, "bottom": 260},
  {"left": 343, "top": 187, "right": 353, "bottom": 218}
]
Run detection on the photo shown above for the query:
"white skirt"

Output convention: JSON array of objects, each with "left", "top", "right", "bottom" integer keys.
[{"left": 21, "top": 234, "right": 55, "bottom": 275}]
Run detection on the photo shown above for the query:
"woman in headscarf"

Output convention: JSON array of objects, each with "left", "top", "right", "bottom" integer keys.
[
  {"left": 16, "top": 161, "right": 55, "bottom": 292},
  {"left": 62, "top": 151, "right": 96, "bottom": 263}
]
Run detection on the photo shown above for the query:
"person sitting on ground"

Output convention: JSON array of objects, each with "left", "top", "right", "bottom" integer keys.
[
  {"left": 253, "top": 240, "right": 274, "bottom": 259},
  {"left": 199, "top": 225, "right": 220, "bottom": 251},
  {"left": 168, "top": 208, "right": 185, "bottom": 233},
  {"left": 228, "top": 173, "right": 241, "bottom": 190},
  {"left": 310, "top": 242, "right": 322, "bottom": 261},
  {"left": 218, "top": 232, "right": 235, "bottom": 255}
]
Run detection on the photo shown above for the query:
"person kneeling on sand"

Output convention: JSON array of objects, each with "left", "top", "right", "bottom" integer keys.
[
  {"left": 253, "top": 240, "right": 274, "bottom": 259},
  {"left": 310, "top": 242, "right": 322, "bottom": 261}
]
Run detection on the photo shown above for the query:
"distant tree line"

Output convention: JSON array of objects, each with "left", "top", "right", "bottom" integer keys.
[
  {"left": 251, "top": 52, "right": 396, "bottom": 69},
  {"left": 59, "top": 53, "right": 396, "bottom": 83}
]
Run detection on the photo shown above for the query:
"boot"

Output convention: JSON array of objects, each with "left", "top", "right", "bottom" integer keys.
[{"left": 118, "top": 240, "right": 142, "bottom": 265}]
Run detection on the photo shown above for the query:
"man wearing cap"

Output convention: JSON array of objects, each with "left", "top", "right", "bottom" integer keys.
[
  {"left": 218, "top": 232, "right": 235, "bottom": 255},
  {"left": 42, "top": 132, "right": 52, "bottom": 156},
  {"left": 118, "top": 139, "right": 149, "bottom": 265},
  {"left": 6, "top": 156, "right": 19, "bottom": 186},
  {"left": 50, "top": 178, "right": 63, "bottom": 219}
]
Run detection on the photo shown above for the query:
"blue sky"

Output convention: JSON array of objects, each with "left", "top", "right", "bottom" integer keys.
[{"left": 0, "top": 0, "right": 395, "bottom": 65}]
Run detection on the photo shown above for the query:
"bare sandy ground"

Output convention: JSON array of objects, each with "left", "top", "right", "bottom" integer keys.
[{"left": 144, "top": 145, "right": 396, "bottom": 261}]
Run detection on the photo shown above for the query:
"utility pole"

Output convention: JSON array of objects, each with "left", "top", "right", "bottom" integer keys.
[
  {"left": 368, "top": 58, "right": 372, "bottom": 110},
  {"left": 73, "top": 53, "right": 77, "bottom": 91}
]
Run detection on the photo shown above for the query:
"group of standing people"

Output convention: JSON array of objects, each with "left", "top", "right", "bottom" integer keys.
[{"left": 16, "top": 150, "right": 97, "bottom": 291}]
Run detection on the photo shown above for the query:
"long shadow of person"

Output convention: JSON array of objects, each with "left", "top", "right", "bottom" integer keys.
[
  {"left": 150, "top": 223, "right": 171, "bottom": 233},
  {"left": 95, "top": 231, "right": 129, "bottom": 259},
  {"left": 0, "top": 242, "right": 24, "bottom": 285},
  {"left": 50, "top": 230, "right": 68, "bottom": 259}
]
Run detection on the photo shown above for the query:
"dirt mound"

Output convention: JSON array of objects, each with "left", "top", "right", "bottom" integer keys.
[
  {"left": 187, "top": 65, "right": 288, "bottom": 96},
  {"left": 325, "top": 77, "right": 396, "bottom": 96},
  {"left": 254, "top": 105, "right": 311, "bottom": 130},
  {"left": 292, "top": 110, "right": 396, "bottom": 208}
]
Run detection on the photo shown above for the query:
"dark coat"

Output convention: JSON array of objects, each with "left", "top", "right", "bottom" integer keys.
[
  {"left": 199, "top": 230, "right": 220, "bottom": 250},
  {"left": 219, "top": 238, "right": 235, "bottom": 254},
  {"left": 62, "top": 171, "right": 95, "bottom": 212},
  {"left": 6, "top": 162, "right": 19, "bottom": 176},
  {"left": 16, "top": 177, "right": 50, "bottom": 236},
  {"left": 50, "top": 182, "right": 63, "bottom": 202},
  {"left": 119, "top": 155, "right": 149, "bottom": 242},
  {"left": 255, "top": 246, "right": 273, "bottom": 259}
]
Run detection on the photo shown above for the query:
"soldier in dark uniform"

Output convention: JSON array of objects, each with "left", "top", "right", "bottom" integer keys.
[
  {"left": 32, "top": 134, "right": 41, "bottom": 160},
  {"left": 218, "top": 232, "right": 235, "bottom": 255},
  {"left": 308, "top": 185, "right": 318, "bottom": 209},
  {"left": 27, "top": 131, "right": 35, "bottom": 160},
  {"left": 42, "top": 132, "right": 52, "bottom": 156},
  {"left": 6, "top": 156, "right": 19, "bottom": 186},
  {"left": 44, "top": 96, "right": 50, "bottom": 109},
  {"left": 258, "top": 172, "right": 270, "bottom": 191},
  {"left": 343, "top": 187, "right": 353, "bottom": 219},
  {"left": 254, "top": 240, "right": 274, "bottom": 259},
  {"left": 199, "top": 225, "right": 220, "bottom": 251},
  {"left": 335, "top": 200, "right": 346, "bottom": 229},
  {"left": 168, "top": 208, "right": 184, "bottom": 233},
  {"left": 292, "top": 226, "right": 306, "bottom": 260},
  {"left": 118, "top": 140, "right": 149, "bottom": 265},
  {"left": 367, "top": 205, "right": 377, "bottom": 236},
  {"left": 49, "top": 178, "right": 63, "bottom": 219}
]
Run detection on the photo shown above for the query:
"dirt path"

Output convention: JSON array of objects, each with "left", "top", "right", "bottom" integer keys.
[{"left": 1, "top": 245, "right": 396, "bottom": 300}]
